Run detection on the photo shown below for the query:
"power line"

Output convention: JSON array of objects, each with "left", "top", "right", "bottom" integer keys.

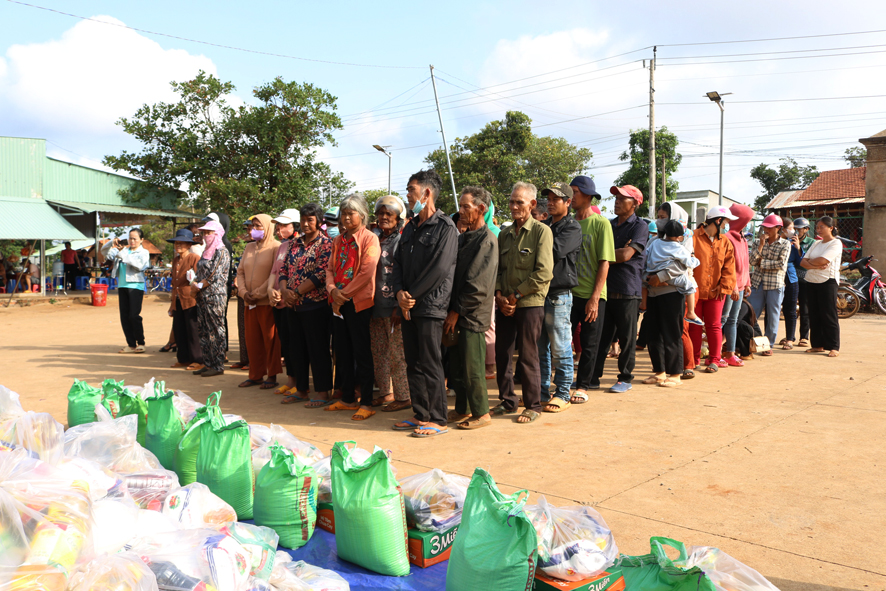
[
  {"left": 5, "top": 0, "right": 423, "bottom": 69},
  {"left": 658, "top": 42, "right": 886, "bottom": 61},
  {"left": 657, "top": 28, "right": 886, "bottom": 48},
  {"left": 661, "top": 48, "right": 886, "bottom": 66},
  {"left": 659, "top": 94, "right": 886, "bottom": 106}
]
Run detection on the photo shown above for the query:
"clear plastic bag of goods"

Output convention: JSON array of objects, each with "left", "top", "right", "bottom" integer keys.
[
  {"left": 123, "top": 469, "right": 180, "bottom": 510},
  {"left": 0, "top": 411, "right": 65, "bottom": 465},
  {"left": 249, "top": 424, "right": 273, "bottom": 451},
  {"left": 254, "top": 444, "right": 318, "bottom": 550},
  {"left": 66, "top": 379, "right": 102, "bottom": 428},
  {"left": 100, "top": 379, "right": 150, "bottom": 447},
  {"left": 130, "top": 529, "right": 250, "bottom": 591},
  {"left": 136, "top": 507, "right": 181, "bottom": 537},
  {"left": 330, "top": 440, "right": 409, "bottom": 577},
  {"left": 56, "top": 456, "right": 124, "bottom": 501},
  {"left": 172, "top": 391, "right": 200, "bottom": 426},
  {"left": 676, "top": 545, "right": 781, "bottom": 591},
  {"left": 174, "top": 394, "right": 215, "bottom": 486},
  {"left": 400, "top": 468, "right": 470, "bottom": 533},
  {"left": 92, "top": 495, "right": 141, "bottom": 554},
  {"left": 162, "top": 482, "right": 237, "bottom": 529},
  {"left": 251, "top": 424, "right": 323, "bottom": 480},
  {"left": 313, "top": 445, "right": 395, "bottom": 504},
  {"left": 0, "top": 385, "right": 25, "bottom": 423},
  {"left": 219, "top": 522, "right": 278, "bottom": 581},
  {"left": 0, "top": 453, "right": 95, "bottom": 591},
  {"left": 146, "top": 388, "right": 185, "bottom": 471},
  {"left": 64, "top": 406, "right": 162, "bottom": 473},
  {"left": 446, "top": 468, "right": 538, "bottom": 591},
  {"left": 196, "top": 398, "right": 254, "bottom": 520},
  {"left": 523, "top": 496, "right": 618, "bottom": 581},
  {"left": 269, "top": 554, "right": 349, "bottom": 591},
  {"left": 68, "top": 551, "right": 159, "bottom": 591},
  {"left": 244, "top": 576, "right": 274, "bottom": 591}
]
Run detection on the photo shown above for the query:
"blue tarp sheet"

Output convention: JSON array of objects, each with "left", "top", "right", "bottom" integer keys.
[{"left": 279, "top": 528, "right": 448, "bottom": 591}]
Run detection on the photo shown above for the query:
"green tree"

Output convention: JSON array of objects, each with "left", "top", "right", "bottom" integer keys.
[
  {"left": 138, "top": 220, "right": 175, "bottom": 263},
  {"left": 425, "top": 111, "right": 592, "bottom": 215},
  {"left": 614, "top": 127, "right": 682, "bottom": 217},
  {"left": 843, "top": 146, "right": 867, "bottom": 168},
  {"left": 104, "top": 71, "right": 353, "bottom": 226},
  {"left": 750, "top": 158, "right": 820, "bottom": 212}
]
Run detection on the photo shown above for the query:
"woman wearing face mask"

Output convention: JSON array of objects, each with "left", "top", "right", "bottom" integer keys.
[
  {"left": 778, "top": 219, "right": 803, "bottom": 350},
  {"left": 191, "top": 220, "right": 231, "bottom": 377},
  {"left": 720, "top": 203, "right": 754, "bottom": 366},
  {"left": 748, "top": 214, "right": 791, "bottom": 352},
  {"left": 266, "top": 209, "right": 301, "bottom": 396},
  {"left": 687, "top": 206, "right": 737, "bottom": 373},
  {"left": 235, "top": 214, "right": 283, "bottom": 389},
  {"left": 166, "top": 228, "right": 203, "bottom": 371}
]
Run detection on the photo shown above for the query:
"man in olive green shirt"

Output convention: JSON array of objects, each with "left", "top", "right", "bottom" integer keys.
[{"left": 494, "top": 181, "right": 554, "bottom": 424}]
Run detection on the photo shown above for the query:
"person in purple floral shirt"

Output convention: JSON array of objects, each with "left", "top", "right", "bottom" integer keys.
[{"left": 276, "top": 202, "right": 334, "bottom": 407}]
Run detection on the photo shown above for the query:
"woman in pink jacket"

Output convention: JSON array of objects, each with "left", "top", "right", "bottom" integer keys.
[{"left": 720, "top": 204, "right": 754, "bottom": 366}]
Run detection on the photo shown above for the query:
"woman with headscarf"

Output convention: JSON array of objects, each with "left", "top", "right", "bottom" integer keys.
[
  {"left": 369, "top": 196, "right": 412, "bottom": 412},
  {"left": 191, "top": 220, "right": 231, "bottom": 377},
  {"left": 235, "top": 214, "right": 282, "bottom": 389},
  {"left": 323, "top": 194, "right": 381, "bottom": 421},
  {"left": 204, "top": 211, "right": 235, "bottom": 355},
  {"left": 720, "top": 204, "right": 754, "bottom": 366}
]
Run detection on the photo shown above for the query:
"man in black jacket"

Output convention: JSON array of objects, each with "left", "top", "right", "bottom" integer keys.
[
  {"left": 445, "top": 186, "right": 498, "bottom": 430},
  {"left": 539, "top": 183, "right": 582, "bottom": 412},
  {"left": 393, "top": 170, "right": 459, "bottom": 437}
]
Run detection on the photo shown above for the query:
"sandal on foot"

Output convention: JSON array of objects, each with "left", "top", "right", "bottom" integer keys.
[
  {"left": 186, "top": 363, "right": 204, "bottom": 371},
  {"left": 543, "top": 398, "right": 571, "bottom": 413},
  {"left": 304, "top": 398, "right": 332, "bottom": 408},
  {"left": 659, "top": 378, "right": 681, "bottom": 388},
  {"left": 805, "top": 347, "right": 825, "bottom": 353},
  {"left": 797, "top": 338, "right": 809, "bottom": 347},
  {"left": 570, "top": 391, "right": 589, "bottom": 404},
  {"left": 447, "top": 410, "right": 471, "bottom": 424},
  {"left": 171, "top": 362, "right": 188, "bottom": 368},
  {"left": 761, "top": 350, "right": 773, "bottom": 357},
  {"left": 273, "top": 385, "right": 291, "bottom": 395},
  {"left": 372, "top": 394, "right": 395, "bottom": 407},
  {"left": 705, "top": 364, "right": 718, "bottom": 373},
  {"left": 827, "top": 350, "right": 840, "bottom": 357},
  {"left": 324, "top": 401, "right": 359, "bottom": 412},
  {"left": 382, "top": 399, "right": 412, "bottom": 412},
  {"left": 159, "top": 343, "right": 176, "bottom": 353},
  {"left": 491, "top": 403, "right": 518, "bottom": 416},
  {"left": 260, "top": 381, "right": 279, "bottom": 390},
  {"left": 393, "top": 420, "right": 421, "bottom": 431},
  {"left": 351, "top": 408, "right": 376, "bottom": 421},
  {"left": 782, "top": 341, "right": 794, "bottom": 350},
  {"left": 725, "top": 356, "right": 744, "bottom": 367},
  {"left": 230, "top": 362, "right": 247, "bottom": 370},
  {"left": 411, "top": 425, "right": 448, "bottom": 438},
  {"left": 281, "top": 395, "right": 303, "bottom": 404},
  {"left": 643, "top": 375, "right": 665, "bottom": 385},
  {"left": 238, "top": 379, "right": 263, "bottom": 388},
  {"left": 516, "top": 409, "right": 540, "bottom": 424},
  {"left": 457, "top": 416, "right": 492, "bottom": 430},
  {"left": 682, "top": 369, "right": 696, "bottom": 379}
]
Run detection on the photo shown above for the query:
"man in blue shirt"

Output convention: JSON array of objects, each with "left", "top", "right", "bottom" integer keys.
[{"left": 592, "top": 185, "right": 648, "bottom": 392}]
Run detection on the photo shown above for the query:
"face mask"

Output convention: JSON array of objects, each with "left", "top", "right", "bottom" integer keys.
[
  {"left": 784, "top": 229, "right": 796, "bottom": 238},
  {"left": 720, "top": 223, "right": 729, "bottom": 234},
  {"left": 412, "top": 195, "right": 426, "bottom": 215},
  {"left": 327, "top": 226, "right": 340, "bottom": 239},
  {"left": 250, "top": 229, "right": 264, "bottom": 240}
]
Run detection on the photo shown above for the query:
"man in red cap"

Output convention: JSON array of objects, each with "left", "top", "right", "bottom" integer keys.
[
  {"left": 591, "top": 185, "right": 650, "bottom": 393},
  {"left": 748, "top": 214, "right": 791, "bottom": 350}
]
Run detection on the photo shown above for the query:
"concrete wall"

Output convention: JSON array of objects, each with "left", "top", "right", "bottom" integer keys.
[{"left": 860, "top": 132, "right": 886, "bottom": 265}]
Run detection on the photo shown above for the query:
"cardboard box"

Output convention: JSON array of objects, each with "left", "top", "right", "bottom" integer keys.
[
  {"left": 316, "top": 502, "right": 335, "bottom": 534},
  {"left": 407, "top": 525, "right": 458, "bottom": 568},
  {"left": 533, "top": 570, "right": 625, "bottom": 591}
]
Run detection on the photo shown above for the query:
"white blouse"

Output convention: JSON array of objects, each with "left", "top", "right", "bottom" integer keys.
[{"left": 803, "top": 239, "right": 842, "bottom": 283}]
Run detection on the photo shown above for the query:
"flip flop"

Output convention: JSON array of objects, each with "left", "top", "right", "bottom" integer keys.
[
  {"left": 170, "top": 362, "right": 188, "bottom": 368},
  {"left": 280, "top": 395, "right": 303, "bottom": 405},
  {"left": 643, "top": 375, "right": 665, "bottom": 385},
  {"left": 543, "top": 398, "right": 571, "bottom": 413},
  {"left": 457, "top": 416, "right": 492, "bottom": 430},
  {"left": 238, "top": 379, "right": 263, "bottom": 388},
  {"left": 659, "top": 378, "right": 681, "bottom": 388},
  {"left": 447, "top": 410, "right": 471, "bottom": 423},
  {"left": 260, "top": 381, "right": 279, "bottom": 390},
  {"left": 273, "top": 385, "right": 291, "bottom": 395},
  {"left": 372, "top": 395, "right": 395, "bottom": 407},
  {"left": 304, "top": 398, "right": 333, "bottom": 408},
  {"left": 351, "top": 408, "right": 376, "bottom": 421},
  {"left": 516, "top": 409, "right": 540, "bottom": 424},
  {"left": 382, "top": 399, "right": 412, "bottom": 412},
  {"left": 324, "top": 401, "right": 359, "bottom": 412},
  {"left": 411, "top": 426, "right": 448, "bottom": 438},
  {"left": 761, "top": 350, "right": 773, "bottom": 357},
  {"left": 393, "top": 420, "right": 421, "bottom": 431},
  {"left": 186, "top": 363, "right": 204, "bottom": 371},
  {"left": 682, "top": 369, "right": 696, "bottom": 379}
]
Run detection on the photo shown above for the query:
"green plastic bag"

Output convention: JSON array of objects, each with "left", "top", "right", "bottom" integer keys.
[
  {"left": 100, "top": 379, "right": 149, "bottom": 446},
  {"left": 100, "top": 378, "right": 123, "bottom": 416},
  {"left": 446, "top": 468, "right": 537, "bottom": 591},
  {"left": 331, "top": 440, "right": 409, "bottom": 576},
  {"left": 254, "top": 444, "right": 318, "bottom": 550},
  {"left": 174, "top": 394, "right": 214, "bottom": 485},
  {"left": 145, "top": 387, "right": 183, "bottom": 470},
  {"left": 614, "top": 537, "right": 717, "bottom": 591},
  {"left": 66, "top": 379, "right": 102, "bottom": 427},
  {"left": 196, "top": 399, "right": 253, "bottom": 519}
]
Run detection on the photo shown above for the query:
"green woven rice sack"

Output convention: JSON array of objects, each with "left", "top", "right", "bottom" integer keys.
[
  {"left": 145, "top": 387, "right": 183, "bottom": 470},
  {"left": 66, "top": 379, "right": 102, "bottom": 427},
  {"left": 254, "top": 444, "right": 318, "bottom": 550},
  {"left": 174, "top": 394, "right": 214, "bottom": 485},
  {"left": 196, "top": 399, "right": 253, "bottom": 519},
  {"left": 331, "top": 440, "right": 409, "bottom": 576}
]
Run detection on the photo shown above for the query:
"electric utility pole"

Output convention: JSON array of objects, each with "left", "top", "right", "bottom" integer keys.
[
  {"left": 648, "top": 46, "right": 657, "bottom": 214},
  {"left": 429, "top": 65, "right": 459, "bottom": 210}
]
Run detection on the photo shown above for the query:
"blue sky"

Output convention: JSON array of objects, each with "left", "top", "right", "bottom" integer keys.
[{"left": 3, "top": 0, "right": 886, "bottom": 208}]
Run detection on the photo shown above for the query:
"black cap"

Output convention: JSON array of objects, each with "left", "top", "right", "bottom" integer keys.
[{"left": 541, "top": 182, "right": 574, "bottom": 199}]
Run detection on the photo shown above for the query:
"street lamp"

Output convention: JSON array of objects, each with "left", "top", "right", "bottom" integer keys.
[
  {"left": 372, "top": 145, "right": 392, "bottom": 195},
  {"left": 705, "top": 91, "right": 732, "bottom": 206}
]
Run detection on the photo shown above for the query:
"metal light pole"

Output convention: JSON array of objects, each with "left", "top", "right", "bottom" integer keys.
[
  {"left": 705, "top": 91, "right": 731, "bottom": 206},
  {"left": 430, "top": 65, "right": 459, "bottom": 210},
  {"left": 373, "top": 145, "right": 392, "bottom": 194}
]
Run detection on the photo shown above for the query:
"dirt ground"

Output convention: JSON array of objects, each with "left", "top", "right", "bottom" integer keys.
[{"left": 1, "top": 294, "right": 884, "bottom": 591}]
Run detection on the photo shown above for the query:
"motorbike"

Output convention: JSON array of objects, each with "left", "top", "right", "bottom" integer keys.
[{"left": 837, "top": 256, "right": 886, "bottom": 318}]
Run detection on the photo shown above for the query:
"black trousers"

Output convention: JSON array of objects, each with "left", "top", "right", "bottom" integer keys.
[
  {"left": 118, "top": 287, "right": 145, "bottom": 347},
  {"left": 173, "top": 300, "right": 203, "bottom": 365},
  {"left": 236, "top": 296, "right": 249, "bottom": 365},
  {"left": 290, "top": 305, "right": 334, "bottom": 393},
  {"left": 332, "top": 302, "right": 374, "bottom": 407},
  {"left": 807, "top": 279, "right": 840, "bottom": 351},
  {"left": 592, "top": 297, "right": 640, "bottom": 385},
  {"left": 570, "top": 296, "right": 607, "bottom": 389},
  {"left": 797, "top": 281, "right": 811, "bottom": 341},
  {"left": 736, "top": 322, "right": 754, "bottom": 358},
  {"left": 402, "top": 316, "right": 448, "bottom": 425},
  {"left": 646, "top": 292, "right": 684, "bottom": 375},
  {"left": 636, "top": 312, "right": 649, "bottom": 349},
  {"left": 783, "top": 280, "right": 799, "bottom": 342},
  {"left": 496, "top": 306, "right": 544, "bottom": 413},
  {"left": 63, "top": 263, "right": 78, "bottom": 290},
  {"left": 273, "top": 306, "right": 295, "bottom": 378}
]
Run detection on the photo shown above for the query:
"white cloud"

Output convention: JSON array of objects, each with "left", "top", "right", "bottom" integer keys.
[{"left": 0, "top": 15, "right": 217, "bottom": 138}]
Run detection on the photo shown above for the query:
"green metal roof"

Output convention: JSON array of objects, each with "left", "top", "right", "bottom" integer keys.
[
  {"left": 47, "top": 200, "right": 195, "bottom": 219},
  {"left": 44, "top": 157, "right": 182, "bottom": 209},
  {"left": 0, "top": 137, "right": 45, "bottom": 199},
  {"left": 0, "top": 196, "right": 89, "bottom": 240}
]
